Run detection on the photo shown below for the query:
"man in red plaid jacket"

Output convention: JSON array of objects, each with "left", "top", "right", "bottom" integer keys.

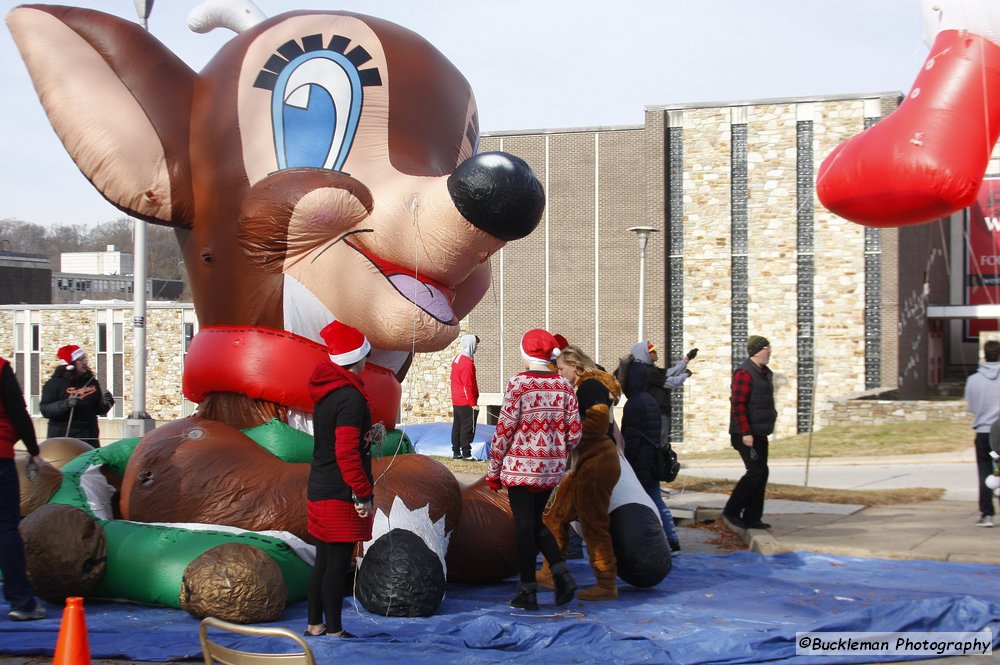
[{"left": 723, "top": 336, "right": 776, "bottom": 532}]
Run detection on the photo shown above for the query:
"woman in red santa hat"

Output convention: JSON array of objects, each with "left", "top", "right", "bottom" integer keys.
[
  {"left": 486, "top": 328, "right": 582, "bottom": 611},
  {"left": 39, "top": 344, "right": 114, "bottom": 447},
  {"left": 304, "top": 320, "right": 375, "bottom": 639}
]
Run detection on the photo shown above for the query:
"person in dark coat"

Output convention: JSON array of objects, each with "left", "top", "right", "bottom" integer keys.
[
  {"left": 0, "top": 356, "right": 46, "bottom": 621},
  {"left": 39, "top": 345, "right": 113, "bottom": 447},
  {"left": 723, "top": 335, "right": 777, "bottom": 531},
  {"left": 646, "top": 342, "right": 697, "bottom": 446},
  {"left": 621, "top": 341, "right": 681, "bottom": 553},
  {"left": 304, "top": 321, "right": 375, "bottom": 639}
]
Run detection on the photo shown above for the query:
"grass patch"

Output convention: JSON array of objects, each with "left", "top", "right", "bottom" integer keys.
[
  {"left": 431, "top": 456, "right": 489, "bottom": 476},
  {"left": 681, "top": 419, "right": 971, "bottom": 461},
  {"left": 433, "top": 456, "right": 944, "bottom": 507},
  {"left": 671, "top": 473, "right": 945, "bottom": 506}
]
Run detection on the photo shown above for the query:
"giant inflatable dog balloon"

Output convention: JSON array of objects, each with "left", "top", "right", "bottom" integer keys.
[
  {"left": 817, "top": 0, "right": 1000, "bottom": 227},
  {"left": 8, "top": 1, "right": 543, "bottom": 620}
]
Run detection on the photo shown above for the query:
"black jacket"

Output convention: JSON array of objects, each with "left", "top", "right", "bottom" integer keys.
[
  {"left": 728, "top": 358, "right": 777, "bottom": 436},
  {"left": 40, "top": 368, "right": 112, "bottom": 446},
  {"left": 621, "top": 361, "right": 662, "bottom": 482},
  {"left": 307, "top": 362, "right": 374, "bottom": 504}
]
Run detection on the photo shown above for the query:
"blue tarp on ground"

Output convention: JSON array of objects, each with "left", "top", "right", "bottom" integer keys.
[
  {"left": 2, "top": 552, "right": 998, "bottom": 664},
  {"left": 403, "top": 422, "right": 494, "bottom": 460}
]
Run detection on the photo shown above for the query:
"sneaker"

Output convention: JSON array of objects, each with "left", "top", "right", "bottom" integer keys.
[
  {"left": 745, "top": 520, "right": 772, "bottom": 530},
  {"left": 8, "top": 606, "right": 46, "bottom": 621},
  {"left": 669, "top": 541, "right": 682, "bottom": 557},
  {"left": 462, "top": 455, "right": 477, "bottom": 461},
  {"left": 975, "top": 515, "right": 994, "bottom": 528},
  {"left": 451, "top": 454, "right": 463, "bottom": 460}
]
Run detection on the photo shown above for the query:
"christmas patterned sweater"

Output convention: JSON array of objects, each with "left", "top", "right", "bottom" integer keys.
[{"left": 487, "top": 370, "right": 582, "bottom": 490}]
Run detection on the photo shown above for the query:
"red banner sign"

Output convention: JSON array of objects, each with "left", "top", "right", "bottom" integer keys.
[{"left": 966, "top": 178, "right": 1000, "bottom": 338}]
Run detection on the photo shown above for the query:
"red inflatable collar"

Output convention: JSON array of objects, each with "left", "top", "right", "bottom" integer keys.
[{"left": 183, "top": 326, "right": 401, "bottom": 427}]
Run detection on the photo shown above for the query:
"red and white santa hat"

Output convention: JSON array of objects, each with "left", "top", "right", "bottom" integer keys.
[
  {"left": 57, "top": 344, "right": 85, "bottom": 369},
  {"left": 520, "top": 329, "right": 561, "bottom": 366},
  {"left": 320, "top": 320, "right": 371, "bottom": 367},
  {"left": 553, "top": 333, "right": 570, "bottom": 350}
]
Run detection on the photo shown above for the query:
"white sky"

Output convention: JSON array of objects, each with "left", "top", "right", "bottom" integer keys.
[{"left": 0, "top": 0, "right": 926, "bottom": 228}]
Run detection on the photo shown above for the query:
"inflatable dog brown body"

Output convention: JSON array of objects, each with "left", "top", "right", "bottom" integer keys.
[{"left": 9, "top": 3, "right": 539, "bottom": 618}]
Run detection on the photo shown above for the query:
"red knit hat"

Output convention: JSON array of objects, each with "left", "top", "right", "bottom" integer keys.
[
  {"left": 320, "top": 320, "right": 371, "bottom": 366},
  {"left": 553, "top": 334, "right": 569, "bottom": 350},
  {"left": 57, "top": 344, "right": 84, "bottom": 369},
  {"left": 520, "top": 329, "right": 561, "bottom": 365}
]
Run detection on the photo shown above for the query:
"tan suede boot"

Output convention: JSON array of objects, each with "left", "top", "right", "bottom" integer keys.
[
  {"left": 577, "top": 573, "right": 617, "bottom": 601},
  {"left": 535, "top": 561, "right": 555, "bottom": 589}
]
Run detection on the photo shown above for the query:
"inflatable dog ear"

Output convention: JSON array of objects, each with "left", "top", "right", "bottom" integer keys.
[{"left": 8, "top": 6, "right": 197, "bottom": 226}]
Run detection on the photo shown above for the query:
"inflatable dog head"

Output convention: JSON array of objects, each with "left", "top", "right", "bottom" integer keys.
[{"left": 8, "top": 4, "right": 543, "bottom": 361}]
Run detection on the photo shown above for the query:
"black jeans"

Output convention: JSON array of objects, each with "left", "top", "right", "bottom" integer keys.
[
  {"left": 451, "top": 405, "right": 477, "bottom": 457},
  {"left": 723, "top": 434, "right": 770, "bottom": 524},
  {"left": 0, "top": 459, "right": 37, "bottom": 612},
  {"left": 506, "top": 486, "right": 563, "bottom": 584},
  {"left": 307, "top": 541, "right": 354, "bottom": 633},
  {"left": 975, "top": 433, "right": 996, "bottom": 517}
]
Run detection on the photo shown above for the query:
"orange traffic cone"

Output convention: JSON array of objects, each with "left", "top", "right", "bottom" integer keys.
[{"left": 53, "top": 597, "right": 90, "bottom": 665}]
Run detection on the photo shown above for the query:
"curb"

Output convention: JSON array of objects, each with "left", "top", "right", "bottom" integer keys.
[{"left": 694, "top": 505, "right": 1000, "bottom": 565}]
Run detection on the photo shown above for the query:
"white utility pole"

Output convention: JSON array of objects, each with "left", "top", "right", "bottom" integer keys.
[
  {"left": 627, "top": 226, "right": 659, "bottom": 343},
  {"left": 124, "top": 0, "right": 156, "bottom": 438}
]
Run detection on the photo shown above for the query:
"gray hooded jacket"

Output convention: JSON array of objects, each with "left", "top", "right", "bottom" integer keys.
[{"left": 965, "top": 361, "right": 1000, "bottom": 432}]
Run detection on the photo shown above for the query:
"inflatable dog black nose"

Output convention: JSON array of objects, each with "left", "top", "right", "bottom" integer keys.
[{"left": 447, "top": 152, "right": 545, "bottom": 241}]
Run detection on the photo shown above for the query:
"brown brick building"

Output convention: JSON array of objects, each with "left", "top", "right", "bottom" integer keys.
[{"left": 406, "top": 92, "right": 964, "bottom": 450}]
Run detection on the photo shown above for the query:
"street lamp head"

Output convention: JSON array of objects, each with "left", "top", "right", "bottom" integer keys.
[{"left": 626, "top": 225, "right": 659, "bottom": 238}]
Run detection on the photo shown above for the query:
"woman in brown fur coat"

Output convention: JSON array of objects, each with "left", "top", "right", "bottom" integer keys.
[{"left": 539, "top": 344, "right": 623, "bottom": 601}]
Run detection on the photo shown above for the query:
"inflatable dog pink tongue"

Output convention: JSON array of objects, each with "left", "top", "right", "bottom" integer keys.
[
  {"left": 7, "top": 0, "right": 544, "bottom": 620},
  {"left": 818, "top": 0, "right": 1000, "bottom": 228}
]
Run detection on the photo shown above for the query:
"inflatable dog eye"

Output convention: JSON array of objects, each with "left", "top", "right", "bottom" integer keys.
[
  {"left": 8, "top": 1, "right": 544, "bottom": 621},
  {"left": 817, "top": 0, "right": 1000, "bottom": 227}
]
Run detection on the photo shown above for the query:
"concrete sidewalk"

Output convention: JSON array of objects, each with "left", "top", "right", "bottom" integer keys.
[
  {"left": 667, "top": 492, "right": 1000, "bottom": 565},
  {"left": 670, "top": 446, "right": 1000, "bottom": 562},
  {"left": 681, "top": 448, "right": 981, "bottom": 502}
]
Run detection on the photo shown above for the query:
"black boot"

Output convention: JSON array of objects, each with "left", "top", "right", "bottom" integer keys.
[
  {"left": 509, "top": 582, "right": 538, "bottom": 611},
  {"left": 551, "top": 561, "right": 577, "bottom": 606}
]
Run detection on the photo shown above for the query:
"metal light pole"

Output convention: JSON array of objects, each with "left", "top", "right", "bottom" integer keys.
[
  {"left": 124, "top": 0, "right": 155, "bottom": 438},
  {"left": 627, "top": 226, "right": 659, "bottom": 343}
]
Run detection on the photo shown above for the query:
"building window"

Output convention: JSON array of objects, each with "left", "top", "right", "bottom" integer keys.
[
  {"left": 96, "top": 320, "right": 126, "bottom": 419},
  {"left": 15, "top": 322, "right": 42, "bottom": 415},
  {"left": 181, "top": 321, "right": 197, "bottom": 416},
  {"left": 666, "top": 122, "right": 685, "bottom": 444},
  {"left": 731, "top": 122, "right": 749, "bottom": 371},
  {"left": 796, "top": 119, "right": 816, "bottom": 434}
]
